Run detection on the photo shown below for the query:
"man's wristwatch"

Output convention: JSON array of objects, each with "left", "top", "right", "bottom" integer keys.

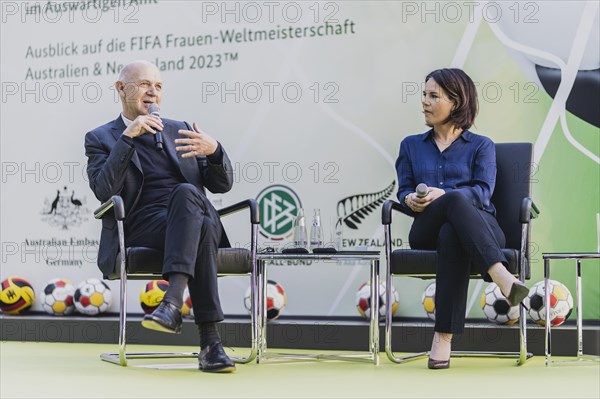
[{"left": 404, "top": 193, "right": 410, "bottom": 207}]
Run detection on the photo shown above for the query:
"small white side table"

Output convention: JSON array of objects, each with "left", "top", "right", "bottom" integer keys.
[{"left": 542, "top": 252, "right": 600, "bottom": 366}]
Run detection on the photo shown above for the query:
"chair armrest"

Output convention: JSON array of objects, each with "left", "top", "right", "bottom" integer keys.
[
  {"left": 382, "top": 199, "right": 409, "bottom": 225},
  {"left": 94, "top": 195, "right": 125, "bottom": 221},
  {"left": 520, "top": 197, "right": 540, "bottom": 223},
  {"left": 218, "top": 199, "right": 259, "bottom": 224}
]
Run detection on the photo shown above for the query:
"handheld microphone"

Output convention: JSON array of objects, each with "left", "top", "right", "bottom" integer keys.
[
  {"left": 148, "top": 103, "right": 163, "bottom": 151},
  {"left": 416, "top": 183, "right": 429, "bottom": 198}
]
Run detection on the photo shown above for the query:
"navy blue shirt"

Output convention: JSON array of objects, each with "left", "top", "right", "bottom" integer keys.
[{"left": 395, "top": 129, "right": 498, "bottom": 216}]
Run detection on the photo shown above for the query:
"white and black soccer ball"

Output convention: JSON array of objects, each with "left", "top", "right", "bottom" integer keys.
[
  {"left": 481, "top": 283, "right": 520, "bottom": 325},
  {"left": 41, "top": 278, "right": 75, "bottom": 316},
  {"left": 421, "top": 282, "right": 436, "bottom": 321},
  {"left": 355, "top": 280, "right": 399, "bottom": 320},
  {"left": 244, "top": 280, "right": 286, "bottom": 320},
  {"left": 74, "top": 278, "right": 112, "bottom": 316},
  {"left": 523, "top": 280, "right": 574, "bottom": 326}
]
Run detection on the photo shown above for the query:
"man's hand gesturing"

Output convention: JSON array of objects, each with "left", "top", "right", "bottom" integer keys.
[{"left": 175, "top": 122, "right": 218, "bottom": 158}]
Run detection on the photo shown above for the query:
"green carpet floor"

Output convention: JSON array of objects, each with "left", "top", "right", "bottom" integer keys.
[{"left": 1, "top": 341, "right": 598, "bottom": 398}]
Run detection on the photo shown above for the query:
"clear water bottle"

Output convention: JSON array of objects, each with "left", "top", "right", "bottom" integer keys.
[
  {"left": 310, "top": 208, "right": 324, "bottom": 249},
  {"left": 334, "top": 217, "right": 343, "bottom": 250},
  {"left": 293, "top": 208, "right": 308, "bottom": 249}
]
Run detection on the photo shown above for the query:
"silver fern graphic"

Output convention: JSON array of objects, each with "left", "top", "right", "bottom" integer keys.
[{"left": 336, "top": 181, "right": 396, "bottom": 230}]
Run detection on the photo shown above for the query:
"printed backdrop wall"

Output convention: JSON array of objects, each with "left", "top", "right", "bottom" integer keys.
[{"left": 1, "top": 1, "right": 599, "bottom": 319}]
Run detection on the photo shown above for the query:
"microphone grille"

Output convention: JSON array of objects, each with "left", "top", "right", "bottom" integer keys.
[
  {"left": 416, "top": 183, "right": 429, "bottom": 198},
  {"left": 148, "top": 103, "right": 160, "bottom": 115}
]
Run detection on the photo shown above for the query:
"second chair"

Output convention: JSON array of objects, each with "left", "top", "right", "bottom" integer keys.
[{"left": 382, "top": 142, "right": 540, "bottom": 366}]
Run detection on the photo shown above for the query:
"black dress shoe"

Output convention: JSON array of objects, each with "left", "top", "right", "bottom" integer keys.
[
  {"left": 427, "top": 357, "right": 450, "bottom": 369},
  {"left": 141, "top": 301, "right": 182, "bottom": 334},
  {"left": 507, "top": 281, "right": 529, "bottom": 307},
  {"left": 198, "top": 341, "right": 236, "bottom": 373}
]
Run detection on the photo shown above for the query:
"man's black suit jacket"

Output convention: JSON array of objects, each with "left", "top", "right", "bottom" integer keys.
[{"left": 84, "top": 115, "right": 233, "bottom": 277}]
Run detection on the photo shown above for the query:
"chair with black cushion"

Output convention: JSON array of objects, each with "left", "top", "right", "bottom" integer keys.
[
  {"left": 94, "top": 195, "right": 260, "bottom": 366},
  {"left": 382, "top": 142, "right": 540, "bottom": 365}
]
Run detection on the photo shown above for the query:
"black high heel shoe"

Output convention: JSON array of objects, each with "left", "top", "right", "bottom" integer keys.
[
  {"left": 507, "top": 281, "right": 529, "bottom": 308},
  {"left": 428, "top": 357, "right": 450, "bottom": 369}
]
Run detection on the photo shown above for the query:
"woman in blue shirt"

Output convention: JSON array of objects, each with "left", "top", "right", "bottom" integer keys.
[{"left": 395, "top": 68, "right": 529, "bottom": 369}]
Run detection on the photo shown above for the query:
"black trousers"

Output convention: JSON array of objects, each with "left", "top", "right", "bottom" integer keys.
[
  {"left": 409, "top": 191, "right": 507, "bottom": 334},
  {"left": 126, "top": 183, "right": 224, "bottom": 324}
]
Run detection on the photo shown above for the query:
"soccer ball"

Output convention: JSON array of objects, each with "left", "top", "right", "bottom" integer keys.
[
  {"left": 355, "top": 280, "right": 399, "bottom": 320},
  {"left": 421, "top": 282, "right": 436, "bottom": 321},
  {"left": 0, "top": 276, "right": 35, "bottom": 315},
  {"left": 481, "top": 283, "right": 520, "bottom": 325},
  {"left": 182, "top": 287, "right": 194, "bottom": 319},
  {"left": 524, "top": 280, "right": 574, "bottom": 326},
  {"left": 74, "top": 278, "right": 112, "bottom": 316},
  {"left": 139, "top": 280, "right": 169, "bottom": 314},
  {"left": 41, "top": 278, "right": 75, "bottom": 316},
  {"left": 244, "top": 280, "right": 286, "bottom": 320}
]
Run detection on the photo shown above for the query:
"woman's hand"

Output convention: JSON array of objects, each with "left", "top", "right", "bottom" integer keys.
[{"left": 406, "top": 187, "right": 445, "bottom": 212}]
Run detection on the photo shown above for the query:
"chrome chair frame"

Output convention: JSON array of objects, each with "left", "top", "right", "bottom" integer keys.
[
  {"left": 383, "top": 142, "right": 540, "bottom": 366},
  {"left": 95, "top": 195, "right": 260, "bottom": 366},
  {"left": 542, "top": 252, "right": 600, "bottom": 366}
]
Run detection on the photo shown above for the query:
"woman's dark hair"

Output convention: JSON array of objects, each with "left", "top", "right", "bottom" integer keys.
[{"left": 425, "top": 68, "right": 478, "bottom": 130}]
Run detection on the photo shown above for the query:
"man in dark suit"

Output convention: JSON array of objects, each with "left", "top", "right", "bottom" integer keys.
[{"left": 85, "top": 60, "right": 235, "bottom": 373}]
